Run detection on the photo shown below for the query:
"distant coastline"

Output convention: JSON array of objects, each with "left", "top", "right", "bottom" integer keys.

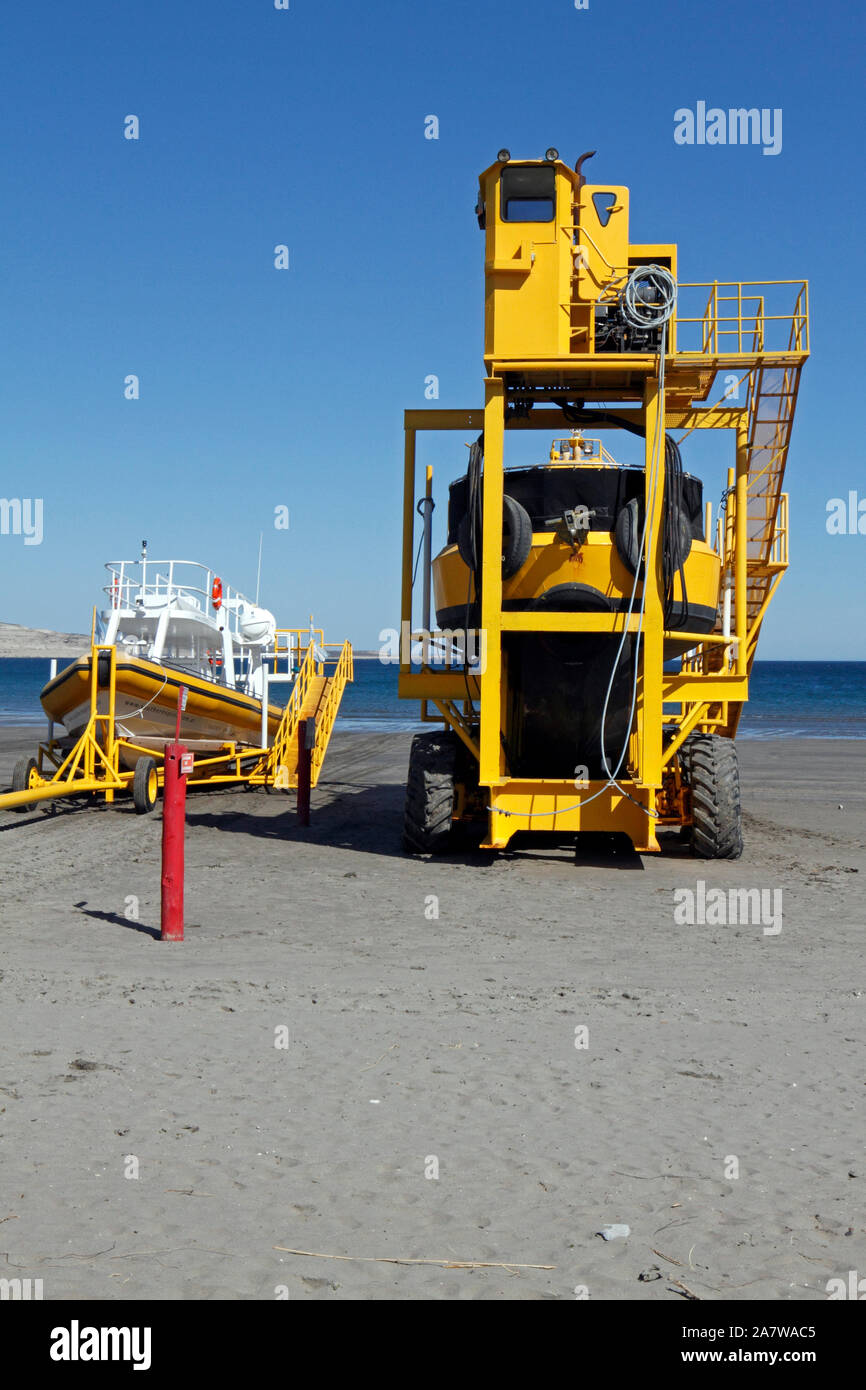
[
  {"left": 0, "top": 621, "right": 90, "bottom": 660},
  {"left": 0, "top": 626, "right": 386, "bottom": 660}
]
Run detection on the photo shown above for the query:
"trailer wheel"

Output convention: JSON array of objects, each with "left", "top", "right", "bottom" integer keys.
[
  {"left": 133, "top": 757, "right": 159, "bottom": 815},
  {"left": 683, "top": 734, "right": 743, "bottom": 859},
  {"left": 11, "top": 756, "right": 39, "bottom": 811},
  {"left": 403, "top": 730, "right": 458, "bottom": 854},
  {"left": 12, "top": 756, "right": 38, "bottom": 792}
]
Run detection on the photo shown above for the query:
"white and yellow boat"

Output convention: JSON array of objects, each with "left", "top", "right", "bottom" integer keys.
[
  {"left": 41, "top": 550, "right": 297, "bottom": 764},
  {"left": 1, "top": 546, "right": 353, "bottom": 815}
]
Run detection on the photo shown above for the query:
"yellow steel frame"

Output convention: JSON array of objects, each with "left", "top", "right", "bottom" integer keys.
[{"left": 400, "top": 275, "right": 808, "bottom": 850}]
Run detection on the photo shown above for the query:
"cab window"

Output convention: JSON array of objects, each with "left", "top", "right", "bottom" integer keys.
[{"left": 500, "top": 165, "right": 555, "bottom": 222}]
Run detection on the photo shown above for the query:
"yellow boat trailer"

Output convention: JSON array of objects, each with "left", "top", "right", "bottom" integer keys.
[{"left": 0, "top": 628, "right": 353, "bottom": 814}]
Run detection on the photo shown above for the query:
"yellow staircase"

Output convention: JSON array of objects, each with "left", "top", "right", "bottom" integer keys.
[
  {"left": 712, "top": 363, "right": 801, "bottom": 734},
  {"left": 266, "top": 640, "right": 353, "bottom": 789},
  {"left": 742, "top": 363, "right": 801, "bottom": 630}
]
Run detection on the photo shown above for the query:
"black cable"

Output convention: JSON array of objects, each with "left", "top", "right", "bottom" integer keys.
[
  {"left": 463, "top": 435, "right": 484, "bottom": 718},
  {"left": 560, "top": 403, "right": 647, "bottom": 438},
  {"left": 411, "top": 531, "right": 424, "bottom": 586},
  {"left": 661, "top": 436, "right": 689, "bottom": 629}
]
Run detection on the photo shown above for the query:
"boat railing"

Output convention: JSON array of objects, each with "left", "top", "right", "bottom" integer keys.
[
  {"left": 548, "top": 436, "right": 618, "bottom": 466},
  {"left": 104, "top": 559, "right": 258, "bottom": 641},
  {"left": 103, "top": 566, "right": 332, "bottom": 700}
]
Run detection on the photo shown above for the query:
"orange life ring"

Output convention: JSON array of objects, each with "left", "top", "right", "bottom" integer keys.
[{"left": 212, "top": 577, "right": 223, "bottom": 610}]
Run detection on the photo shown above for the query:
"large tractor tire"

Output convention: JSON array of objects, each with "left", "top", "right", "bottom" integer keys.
[
  {"left": 683, "top": 734, "right": 743, "bottom": 860},
  {"left": 403, "top": 730, "right": 459, "bottom": 854}
]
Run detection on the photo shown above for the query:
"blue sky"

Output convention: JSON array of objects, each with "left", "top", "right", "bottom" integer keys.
[{"left": 0, "top": 0, "right": 863, "bottom": 657}]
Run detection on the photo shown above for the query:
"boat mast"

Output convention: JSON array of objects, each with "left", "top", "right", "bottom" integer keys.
[{"left": 255, "top": 531, "right": 263, "bottom": 605}]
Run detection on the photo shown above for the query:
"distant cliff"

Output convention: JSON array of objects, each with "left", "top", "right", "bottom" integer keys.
[{"left": 0, "top": 622, "right": 90, "bottom": 659}]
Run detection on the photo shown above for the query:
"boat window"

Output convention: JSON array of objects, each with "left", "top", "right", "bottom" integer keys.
[{"left": 500, "top": 165, "right": 555, "bottom": 223}]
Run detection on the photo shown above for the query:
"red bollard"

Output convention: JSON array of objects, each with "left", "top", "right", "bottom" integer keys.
[
  {"left": 296, "top": 718, "right": 314, "bottom": 827},
  {"left": 161, "top": 744, "right": 189, "bottom": 941}
]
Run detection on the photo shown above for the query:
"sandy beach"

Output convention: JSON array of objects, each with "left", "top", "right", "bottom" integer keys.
[{"left": 0, "top": 728, "right": 863, "bottom": 1302}]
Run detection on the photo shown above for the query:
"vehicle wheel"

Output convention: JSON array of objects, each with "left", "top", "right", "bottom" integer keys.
[
  {"left": 683, "top": 734, "right": 743, "bottom": 859},
  {"left": 132, "top": 757, "right": 159, "bottom": 815},
  {"left": 11, "top": 756, "right": 39, "bottom": 811},
  {"left": 403, "top": 730, "right": 458, "bottom": 854},
  {"left": 12, "top": 756, "right": 38, "bottom": 792}
]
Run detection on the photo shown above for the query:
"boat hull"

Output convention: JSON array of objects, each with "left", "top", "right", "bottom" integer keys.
[
  {"left": 41, "top": 655, "right": 284, "bottom": 763},
  {"left": 433, "top": 532, "right": 721, "bottom": 658}
]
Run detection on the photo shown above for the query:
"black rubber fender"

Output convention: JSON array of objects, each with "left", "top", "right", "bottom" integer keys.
[
  {"left": 96, "top": 651, "right": 112, "bottom": 688},
  {"left": 527, "top": 582, "right": 613, "bottom": 664},
  {"left": 614, "top": 498, "right": 692, "bottom": 576},
  {"left": 672, "top": 506, "right": 693, "bottom": 567},
  {"left": 529, "top": 582, "right": 612, "bottom": 613},
  {"left": 614, "top": 497, "right": 644, "bottom": 577},
  {"left": 457, "top": 494, "right": 533, "bottom": 580}
]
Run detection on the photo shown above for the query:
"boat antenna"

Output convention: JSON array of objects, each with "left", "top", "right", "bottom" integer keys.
[
  {"left": 141, "top": 539, "right": 147, "bottom": 560},
  {"left": 255, "top": 531, "right": 264, "bottom": 605}
]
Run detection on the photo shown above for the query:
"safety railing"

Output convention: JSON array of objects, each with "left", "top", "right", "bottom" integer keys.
[
  {"left": 268, "top": 642, "right": 318, "bottom": 777},
  {"left": 675, "top": 281, "right": 809, "bottom": 357},
  {"left": 104, "top": 558, "right": 258, "bottom": 642},
  {"left": 264, "top": 639, "right": 353, "bottom": 786},
  {"left": 768, "top": 492, "right": 789, "bottom": 568},
  {"left": 549, "top": 435, "right": 618, "bottom": 465},
  {"left": 310, "top": 641, "right": 354, "bottom": 784},
  {"left": 272, "top": 627, "right": 325, "bottom": 673}
]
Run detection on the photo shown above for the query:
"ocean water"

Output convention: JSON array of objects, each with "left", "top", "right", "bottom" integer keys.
[
  {"left": 0, "top": 656, "right": 424, "bottom": 733},
  {"left": 1, "top": 657, "right": 864, "bottom": 739}
]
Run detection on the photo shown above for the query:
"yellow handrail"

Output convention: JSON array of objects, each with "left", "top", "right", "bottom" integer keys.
[
  {"left": 310, "top": 641, "right": 354, "bottom": 786},
  {"left": 268, "top": 642, "right": 318, "bottom": 781},
  {"left": 676, "top": 280, "right": 809, "bottom": 358},
  {"left": 265, "top": 639, "right": 354, "bottom": 787}
]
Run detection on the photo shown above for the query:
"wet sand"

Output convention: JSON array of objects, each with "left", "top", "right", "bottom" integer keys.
[{"left": 0, "top": 727, "right": 864, "bottom": 1301}]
